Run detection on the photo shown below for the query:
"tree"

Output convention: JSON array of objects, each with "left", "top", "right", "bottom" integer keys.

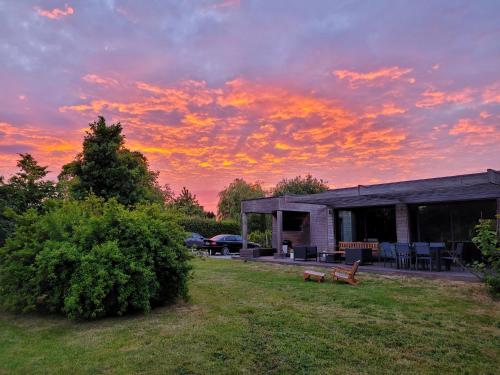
[
  {"left": 271, "top": 174, "right": 329, "bottom": 197},
  {"left": 59, "top": 116, "right": 162, "bottom": 206},
  {"left": 217, "top": 179, "right": 267, "bottom": 232},
  {"left": 0, "top": 154, "right": 56, "bottom": 244},
  {"left": 171, "top": 187, "right": 205, "bottom": 217},
  {"left": 217, "top": 179, "right": 265, "bottom": 222}
]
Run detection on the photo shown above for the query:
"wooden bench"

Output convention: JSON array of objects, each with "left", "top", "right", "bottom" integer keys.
[{"left": 303, "top": 270, "right": 325, "bottom": 283}]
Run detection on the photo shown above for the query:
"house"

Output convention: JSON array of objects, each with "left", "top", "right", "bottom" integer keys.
[{"left": 241, "top": 169, "right": 500, "bottom": 254}]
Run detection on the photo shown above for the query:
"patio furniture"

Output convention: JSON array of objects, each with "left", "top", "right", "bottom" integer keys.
[
  {"left": 303, "top": 270, "right": 325, "bottom": 282},
  {"left": 379, "top": 242, "right": 396, "bottom": 268},
  {"left": 440, "top": 242, "right": 464, "bottom": 271},
  {"left": 345, "top": 248, "right": 372, "bottom": 265},
  {"left": 330, "top": 260, "right": 360, "bottom": 285},
  {"left": 414, "top": 242, "right": 433, "bottom": 271},
  {"left": 294, "top": 246, "right": 317, "bottom": 261},
  {"left": 395, "top": 243, "right": 412, "bottom": 269},
  {"left": 339, "top": 241, "right": 380, "bottom": 258},
  {"left": 429, "top": 242, "right": 446, "bottom": 271},
  {"left": 318, "top": 251, "right": 338, "bottom": 263}
]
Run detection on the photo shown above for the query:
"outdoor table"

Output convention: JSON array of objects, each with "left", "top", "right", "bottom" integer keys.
[{"left": 317, "top": 251, "right": 342, "bottom": 263}]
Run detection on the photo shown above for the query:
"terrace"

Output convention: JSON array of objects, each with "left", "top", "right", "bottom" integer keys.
[{"left": 240, "top": 169, "right": 500, "bottom": 278}]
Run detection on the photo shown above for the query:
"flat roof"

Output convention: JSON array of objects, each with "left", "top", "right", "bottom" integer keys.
[{"left": 243, "top": 169, "right": 500, "bottom": 209}]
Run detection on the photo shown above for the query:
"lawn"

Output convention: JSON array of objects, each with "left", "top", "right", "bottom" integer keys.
[{"left": 0, "top": 258, "right": 499, "bottom": 375}]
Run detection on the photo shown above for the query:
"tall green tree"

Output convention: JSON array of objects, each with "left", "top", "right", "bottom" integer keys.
[
  {"left": 171, "top": 187, "right": 205, "bottom": 217},
  {"left": 217, "top": 179, "right": 267, "bottom": 232},
  {"left": 0, "top": 154, "right": 56, "bottom": 244},
  {"left": 271, "top": 174, "right": 329, "bottom": 197},
  {"left": 217, "top": 178, "right": 265, "bottom": 222},
  {"left": 59, "top": 116, "right": 162, "bottom": 206}
]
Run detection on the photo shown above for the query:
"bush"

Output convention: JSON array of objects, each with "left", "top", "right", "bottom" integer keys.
[
  {"left": 248, "top": 230, "right": 272, "bottom": 247},
  {"left": 472, "top": 218, "right": 499, "bottom": 298},
  {"left": 0, "top": 197, "right": 191, "bottom": 319},
  {"left": 178, "top": 216, "right": 240, "bottom": 238}
]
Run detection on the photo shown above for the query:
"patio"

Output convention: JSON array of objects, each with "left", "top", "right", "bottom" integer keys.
[{"left": 233, "top": 255, "right": 479, "bottom": 282}]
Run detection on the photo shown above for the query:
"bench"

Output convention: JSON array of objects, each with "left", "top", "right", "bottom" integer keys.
[{"left": 303, "top": 270, "right": 325, "bottom": 282}]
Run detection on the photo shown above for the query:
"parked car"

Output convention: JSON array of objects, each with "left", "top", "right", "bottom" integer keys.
[
  {"left": 184, "top": 232, "right": 206, "bottom": 248},
  {"left": 203, "top": 234, "right": 259, "bottom": 255}
]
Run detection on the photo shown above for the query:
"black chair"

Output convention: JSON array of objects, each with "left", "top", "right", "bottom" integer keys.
[
  {"left": 294, "top": 245, "right": 317, "bottom": 261},
  {"left": 379, "top": 242, "right": 396, "bottom": 268},
  {"left": 440, "top": 243, "right": 464, "bottom": 271},
  {"left": 414, "top": 243, "right": 432, "bottom": 271},
  {"left": 395, "top": 243, "right": 412, "bottom": 269},
  {"left": 429, "top": 242, "right": 446, "bottom": 271}
]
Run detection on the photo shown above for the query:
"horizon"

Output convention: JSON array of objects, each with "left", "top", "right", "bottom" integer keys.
[{"left": 1, "top": 1, "right": 499, "bottom": 212}]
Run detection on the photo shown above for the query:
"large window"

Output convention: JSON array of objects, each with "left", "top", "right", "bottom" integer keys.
[{"left": 410, "top": 200, "right": 496, "bottom": 242}]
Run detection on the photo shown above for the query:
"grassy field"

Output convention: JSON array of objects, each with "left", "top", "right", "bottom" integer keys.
[{"left": 0, "top": 258, "right": 499, "bottom": 374}]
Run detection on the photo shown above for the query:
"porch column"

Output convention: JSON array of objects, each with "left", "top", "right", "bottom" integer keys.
[
  {"left": 242, "top": 212, "right": 248, "bottom": 249},
  {"left": 497, "top": 198, "right": 500, "bottom": 237},
  {"left": 327, "top": 208, "right": 336, "bottom": 251},
  {"left": 275, "top": 210, "right": 283, "bottom": 252},
  {"left": 395, "top": 204, "right": 410, "bottom": 243}
]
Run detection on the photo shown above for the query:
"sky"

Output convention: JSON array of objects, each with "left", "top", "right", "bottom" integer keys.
[{"left": 0, "top": 0, "right": 499, "bottom": 212}]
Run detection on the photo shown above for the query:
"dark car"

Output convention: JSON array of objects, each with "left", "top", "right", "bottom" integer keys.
[
  {"left": 184, "top": 232, "right": 206, "bottom": 248},
  {"left": 203, "top": 234, "right": 259, "bottom": 255}
]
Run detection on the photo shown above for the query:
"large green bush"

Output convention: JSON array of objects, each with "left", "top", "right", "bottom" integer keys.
[
  {"left": 472, "top": 218, "right": 499, "bottom": 298},
  {"left": 178, "top": 216, "right": 240, "bottom": 238},
  {"left": 248, "top": 230, "right": 272, "bottom": 248},
  {"left": 0, "top": 197, "right": 191, "bottom": 319}
]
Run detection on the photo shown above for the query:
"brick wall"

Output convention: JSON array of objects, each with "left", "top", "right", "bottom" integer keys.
[{"left": 395, "top": 204, "right": 410, "bottom": 243}]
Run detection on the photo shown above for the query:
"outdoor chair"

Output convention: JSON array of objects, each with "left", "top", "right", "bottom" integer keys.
[
  {"left": 294, "top": 245, "right": 317, "bottom": 261},
  {"left": 414, "top": 242, "right": 432, "bottom": 271},
  {"left": 330, "top": 260, "right": 360, "bottom": 285},
  {"left": 440, "top": 242, "right": 464, "bottom": 271},
  {"left": 379, "top": 242, "right": 396, "bottom": 268},
  {"left": 395, "top": 243, "right": 412, "bottom": 269}
]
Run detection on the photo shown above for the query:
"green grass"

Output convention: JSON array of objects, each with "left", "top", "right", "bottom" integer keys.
[{"left": 1, "top": 258, "right": 499, "bottom": 374}]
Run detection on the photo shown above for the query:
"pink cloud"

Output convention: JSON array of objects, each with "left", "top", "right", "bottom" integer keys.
[
  {"left": 333, "top": 66, "right": 415, "bottom": 88},
  {"left": 416, "top": 87, "right": 475, "bottom": 108},
  {"left": 82, "top": 74, "right": 118, "bottom": 86},
  {"left": 35, "top": 4, "right": 75, "bottom": 20}
]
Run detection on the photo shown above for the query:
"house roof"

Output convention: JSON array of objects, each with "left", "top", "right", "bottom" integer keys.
[{"left": 242, "top": 169, "right": 500, "bottom": 211}]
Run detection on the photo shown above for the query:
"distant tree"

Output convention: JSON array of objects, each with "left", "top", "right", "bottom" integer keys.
[
  {"left": 171, "top": 187, "right": 205, "bottom": 217},
  {"left": 59, "top": 116, "right": 162, "bottom": 206},
  {"left": 0, "top": 154, "right": 56, "bottom": 244},
  {"left": 271, "top": 174, "right": 329, "bottom": 197},
  {"left": 217, "top": 178, "right": 265, "bottom": 223}
]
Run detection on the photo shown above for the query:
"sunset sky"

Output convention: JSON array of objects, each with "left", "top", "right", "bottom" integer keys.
[{"left": 1, "top": 1, "right": 499, "bottom": 211}]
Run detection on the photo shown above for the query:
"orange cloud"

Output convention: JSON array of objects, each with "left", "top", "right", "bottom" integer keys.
[
  {"left": 448, "top": 118, "right": 500, "bottom": 146},
  {"left": 82, "top": 74, "right": 118, "bottom": 86},
  {"left": 35, "top": 4, "right": 74, "bottom": 20},
  {"left": 416, "top": 87, "right": 474, "bottom": 108},
  {"left": 482, "top": 83, "right": 500, "bottom": 104},
  {"left": 334, "top": 66, "right": 414, "bottom": 87}
]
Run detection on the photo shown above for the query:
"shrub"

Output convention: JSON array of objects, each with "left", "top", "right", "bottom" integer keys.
[
  {"left": 248, "top": 230, "right": 272, "bottom": 247},
  {"left": 0, "top": 197, "right": 191, "bottom": 319},
  {"left": 178, "top": 216, "right": 240, "bottom": 238},
  {"left": 472, "top": 218, "right": 499, "bottom": 298}
]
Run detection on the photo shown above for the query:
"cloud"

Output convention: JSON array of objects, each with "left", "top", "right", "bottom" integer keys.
[
  {"left": 482, "top": 83, "right": 500, "bottom": 104},
  {"left": 448, "top": 118, "right": 500, "bottom": 146},
  {"left": 333, "top": 66, "right": 415, "bottom": 88},
  {"left": 82, "top": 74, "right": 118, "bottom": 86},
  {"left": 35, "top": 4, "right": 75, "bottom": 20},
  {"left": 416, "top": 88, "right": 475, "bottom": 108}
]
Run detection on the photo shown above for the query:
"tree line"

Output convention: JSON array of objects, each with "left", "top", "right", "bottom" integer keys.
[{"left": 0, "top": 116, "right": 329, "bottom": 243}]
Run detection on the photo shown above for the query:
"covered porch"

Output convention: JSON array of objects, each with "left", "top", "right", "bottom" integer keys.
[{"left": 241, "top": 170, "right": 500, "bottom": 271}]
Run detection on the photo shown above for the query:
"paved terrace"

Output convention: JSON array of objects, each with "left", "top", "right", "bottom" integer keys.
[{"left": 232, "top": 255, "right": 479, "bottom": 282}]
